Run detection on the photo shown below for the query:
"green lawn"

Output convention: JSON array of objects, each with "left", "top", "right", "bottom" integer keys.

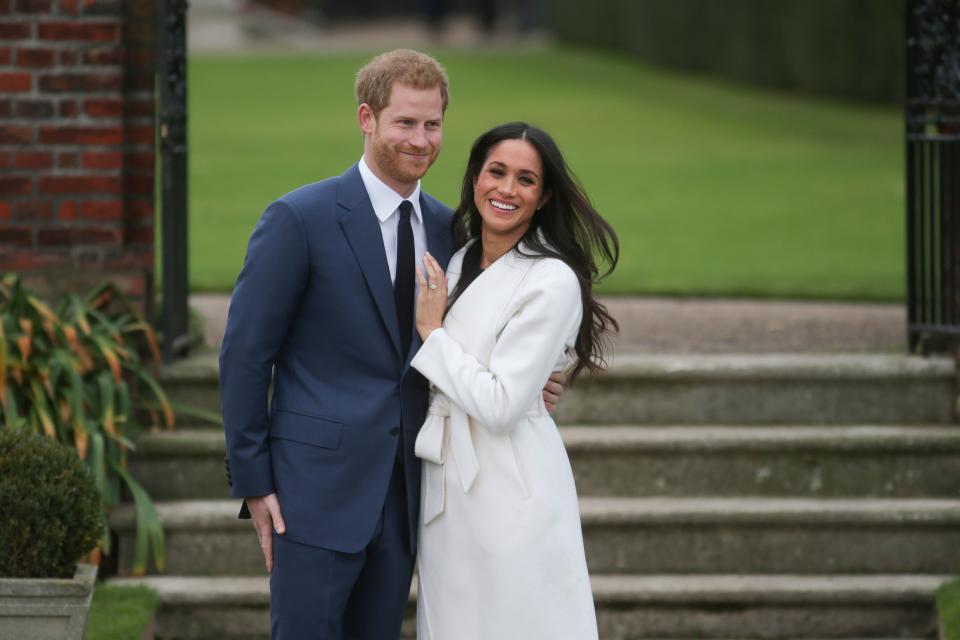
[
  {"left": 84, "top": 584, "right": 156, "bottom": 640},
  {"left": 188, "top": 48, "right": 903, "bottom": 300}
]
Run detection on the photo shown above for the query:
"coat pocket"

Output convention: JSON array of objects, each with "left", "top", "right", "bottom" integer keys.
[{"left": 270, "top": 409, "right": 343, "bottom": 450}]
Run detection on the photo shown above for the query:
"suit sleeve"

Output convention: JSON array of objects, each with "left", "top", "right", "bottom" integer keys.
[
  {"left": 219, "top": 200, "right": 309, "bottom": 498},
  {"left": 411, "top": 262, "right": 582, "bottom": 434}
]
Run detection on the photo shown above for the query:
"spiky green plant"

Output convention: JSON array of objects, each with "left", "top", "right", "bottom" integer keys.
[{"left": 0, "top": 273, "right": 172, "bottom": 576}]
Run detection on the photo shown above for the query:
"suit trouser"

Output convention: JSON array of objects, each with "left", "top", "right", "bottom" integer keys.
[{"left": 269, "top": 458, "right": 415, "bottom": 640}]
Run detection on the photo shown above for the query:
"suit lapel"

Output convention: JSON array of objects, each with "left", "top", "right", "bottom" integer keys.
[
  {"left": 403, "top": 194, "right": 454, "bottom": 371},
  {"left": 336, "top": 165, "right": 403, "bottom": 360}
]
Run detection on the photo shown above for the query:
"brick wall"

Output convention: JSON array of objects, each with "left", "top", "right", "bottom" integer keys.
[{"left": 0, "top": 0, "right": 156, "bottom": 314}]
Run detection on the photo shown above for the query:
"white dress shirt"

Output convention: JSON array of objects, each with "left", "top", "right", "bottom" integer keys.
[{"left": 358, "top": 155, "right": 429, "bottom": 285}]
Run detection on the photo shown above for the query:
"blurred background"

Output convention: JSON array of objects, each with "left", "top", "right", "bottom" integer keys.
[{"left": 185, "top": 0, "right": 905, "bottom": 302}]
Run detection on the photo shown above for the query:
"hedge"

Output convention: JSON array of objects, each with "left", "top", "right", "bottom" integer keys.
[{"left": 550, "top": 0, "right": 905, "bottom": 104}]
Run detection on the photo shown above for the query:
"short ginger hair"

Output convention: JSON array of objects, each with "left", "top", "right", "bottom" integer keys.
[{"left": 355, "top": 49, "right": 450, "bottom": 116}]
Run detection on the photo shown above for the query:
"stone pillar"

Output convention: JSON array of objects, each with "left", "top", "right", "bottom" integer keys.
[{"left": 0, "top": 0, "right": 156, "bottom": 314}]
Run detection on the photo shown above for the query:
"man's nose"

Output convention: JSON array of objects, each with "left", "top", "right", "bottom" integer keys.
[{"left": 410, "top": 126, "right": 428, "bottom": 148}]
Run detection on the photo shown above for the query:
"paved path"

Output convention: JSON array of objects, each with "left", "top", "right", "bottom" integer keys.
[{"left": 192, "top": 293, "right": 906, "bottom": 355}]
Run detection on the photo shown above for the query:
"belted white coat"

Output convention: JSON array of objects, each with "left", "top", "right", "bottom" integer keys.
[{"left": 410, "top": 242, "right": 599, "bottom": 640}]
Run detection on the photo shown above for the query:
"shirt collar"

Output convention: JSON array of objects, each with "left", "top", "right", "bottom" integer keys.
[{"left": 358, "top": 155, "right": 423, "bottom": 224}]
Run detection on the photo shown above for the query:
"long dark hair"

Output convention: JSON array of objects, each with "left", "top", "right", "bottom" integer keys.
[{"left": 448, "top": 122, "right": 619, "bottom": 385}]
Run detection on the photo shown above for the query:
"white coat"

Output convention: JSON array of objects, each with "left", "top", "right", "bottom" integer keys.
[{"left": 411, "top": 241, "right": 599, "bottom": 640}]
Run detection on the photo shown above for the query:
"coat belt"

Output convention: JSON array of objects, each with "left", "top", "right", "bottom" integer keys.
[{"left": 414, "top": 392, "right": 479, "bottom": 525}]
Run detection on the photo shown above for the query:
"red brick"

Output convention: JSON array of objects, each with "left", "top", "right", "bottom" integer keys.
[
  {"left": 58, "top": 151, "right": 77, "bottom": 167},
  {"left": 38, "top": 227, "right": 121, "bottom": 246},
  {"left": 59, "top": 0, "right": 77, "bottom": 15},
  {"left": 81, "top": 46, "right": 121, "bottom": 65},
  {"left": 83, "top": 98, "right": 121, "bottom": 118},
  {"left": 0, "top": 226, "right": 32, "bottom": 246},
  {"left": 57, "top": 199, "right": 74, "bottom": 219},
  {"left": 127, "top": 198, "right": 152, "bottom": 220},
  {"left": 80, "top": 150, "right": 120, "bottom": 169},
  {"left": 0, "top": 252, "right": 66, "bottom": 269},
  {"left": 126, "top": 98, "right": 154, "bottom": 117},
  {"left": 0, "top": 22, "right": 30, "bottom": 39},
  {"left": 15, "top": 47, "right": 54, "bottom": 67},
  {"left": 124, "top": 174, "right": 152, "bottom": 195},
  {"left": 58, "top": 99, "right": 76, "bottom": 117},
  {"left": 126, "top": 125, "right": 153, "bottom": 144},
  {"left": 127, "top": 225, "right": 152, "bottom": 246},
  {"left": 15, "top": 0, "right": 51, "bottom": 12},
  {"left": 127, "top": 151, "right": 154, "bottom": 171},
  {"left": 0, "top": 71, "right": 30, "bottom": 91},
  {"left": 0, "top": 125, "right": 31, "bottom": 143},
  {"left": 0, "top": 203, "right": 9, "bottom": 220},
  {"left": 37, "top": 21, "right": 117, "bottom": 41},
  {"left": 0, "top": 0, "right": 10, "bottom": 13},
  {"left": 58, "top": 49, "right": 76, "bottom": 65},
  {"left": 79, "top": 199, "right": 121, "bottom": 220},
  {"left": 126, "top": 47, "right": 154, "bottom": 67},
  {"left": 38, "top": 175, "right": 121, "bottom": 194},
  {"left": 38, "top": 125, "right": 121, "bottom": 144},
  {"left": 14, "top": 99, "right": 53, "bottom": 118},
  {"left": 0, "top": 47, "right": 10, "bottom": 63},
  {"left": 0, "top": 152, "right": 8, "bottom": 169},
  {"left": 39, "top": 72, "right": 121, "bottom": 92},
  {"left": 13, "top": 150, "right": 52, "bottom": 169},
  {"left": 0, "top": 176, "right": 30, "bottom": 195},
  {"left": 14, "top": 200, "right": 52, "bottom": 219},
  {"left": 0, "top": 99, "right": 9, "bottom": 117}
]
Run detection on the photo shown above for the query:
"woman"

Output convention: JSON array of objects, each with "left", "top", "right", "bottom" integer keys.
[{"left": 411, "top": 122, "right": 619, "bottom": 639}]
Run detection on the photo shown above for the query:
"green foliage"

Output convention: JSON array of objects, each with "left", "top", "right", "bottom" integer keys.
[
  {"left": 189, "top": 50, "right": 903, "bottom": 300},
  {"left": 0, "top": 274, "right": 170, "bottom": 575},
  {"left": 939, "top": 578, "right": 960, "bottom": 640},
  {"left": 550, "top": 0, "right": 905, "bottom": 104},
  {"left": 0, "top": 428, "right": 102, "bottom": 578},
  {"left": 84, "top": 585, "right": 158, "bottom": 640}
]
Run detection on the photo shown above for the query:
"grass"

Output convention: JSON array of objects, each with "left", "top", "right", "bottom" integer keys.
[
  {"left": 84, "top": 584, "right": 156, "bottom": 640},
  {"left": 188, "top": 48, "right": 903, "bottom": 300},
  {"left": 939, "top": 578, "right": 960, "bottom": 640}
]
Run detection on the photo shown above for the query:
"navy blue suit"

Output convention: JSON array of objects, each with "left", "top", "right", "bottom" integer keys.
[{"left": 219, "top": 163, "right": 453, "bottom": 638}]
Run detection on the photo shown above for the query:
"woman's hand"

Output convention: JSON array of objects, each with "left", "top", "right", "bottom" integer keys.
[{"left": 416, "top": 251, "right": 448, "bottom": 341}]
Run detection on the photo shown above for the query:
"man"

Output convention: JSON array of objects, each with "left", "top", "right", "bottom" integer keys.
[{"left": 219, "top": 49, "right": 563, "bottom": 639}]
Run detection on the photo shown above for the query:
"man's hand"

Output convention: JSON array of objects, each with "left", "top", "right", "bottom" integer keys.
[
  {"left": 246, "top": 493, "right": 286, "bottom": 573},
  {"left": 543, "top": 371, "right": 567, "bottom": 413}
]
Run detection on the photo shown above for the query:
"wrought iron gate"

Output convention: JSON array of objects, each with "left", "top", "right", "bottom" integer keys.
[
  {"left": 158, "top": 0, "right": 191, "bottom": 362},
  {"left": 906, "top": 0, "right": 960, "bottom": 353}
]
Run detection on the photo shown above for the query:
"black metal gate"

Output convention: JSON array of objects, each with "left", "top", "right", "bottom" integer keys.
[
  {"left": 158, "top": 0, "right": 191, "bottom": 362},
  {"left": 906, "top": 0, "right": 960, "bottom": 353}
]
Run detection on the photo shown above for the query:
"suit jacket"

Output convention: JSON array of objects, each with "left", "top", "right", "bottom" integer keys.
[{"left": 219, "top": 163, "right": 453, "bottom": 553}]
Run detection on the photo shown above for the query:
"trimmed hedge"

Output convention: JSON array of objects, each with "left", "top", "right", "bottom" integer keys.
[{"left": 550, "top": 0, "right": 905, "bottom": 104}]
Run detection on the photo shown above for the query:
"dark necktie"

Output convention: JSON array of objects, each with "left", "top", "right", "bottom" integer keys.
[{"left": 395, "top": 200, "right": 415, "bottom": 358}]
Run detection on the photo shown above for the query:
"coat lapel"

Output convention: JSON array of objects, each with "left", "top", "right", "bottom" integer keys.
[{"left": 336, "top": 165, "right": 403, "bottom": 359}]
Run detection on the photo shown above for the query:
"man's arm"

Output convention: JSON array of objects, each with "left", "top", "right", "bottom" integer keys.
[{"left": 219, "top": 199, "right": 309, "bottom": 571}]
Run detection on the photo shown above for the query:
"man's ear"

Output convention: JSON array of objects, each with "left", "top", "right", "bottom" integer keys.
[{"left": 358, "top": 103, "right": 376, "bottom": 135}]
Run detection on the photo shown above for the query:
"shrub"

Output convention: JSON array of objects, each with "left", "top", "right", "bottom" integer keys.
[
  {"left": 0, "top": 274, "right": 172, "bottom": 575},
  {"left": 0, "top": 427, "right": 102, "bottom": 578}
]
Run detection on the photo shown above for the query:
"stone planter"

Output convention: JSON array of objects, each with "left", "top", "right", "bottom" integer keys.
[{"left": 0, "top": 563, "right": 98, "bottom": 640}]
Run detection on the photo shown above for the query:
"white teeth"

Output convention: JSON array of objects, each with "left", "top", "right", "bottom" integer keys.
[{"left": 490, "top": 200, "right": 518, "bottom": 211}]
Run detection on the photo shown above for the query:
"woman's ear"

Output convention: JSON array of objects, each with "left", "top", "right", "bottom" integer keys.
[{"left": 538, "top": 190, "right": 552, "bottom": 211}]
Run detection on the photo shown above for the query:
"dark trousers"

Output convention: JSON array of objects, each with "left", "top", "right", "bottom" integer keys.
[{"left": 269, "top": 459, "right": 415, "bottom": 639}]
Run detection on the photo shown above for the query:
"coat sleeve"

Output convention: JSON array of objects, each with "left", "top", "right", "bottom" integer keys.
[
  {"left": 218, "top": 200, "right": 310, "bottom": 498},
  {"left": 411, "top": 261, "right": 583, "bottom": 434}
]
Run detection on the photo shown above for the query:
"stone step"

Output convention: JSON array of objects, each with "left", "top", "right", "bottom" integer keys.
[
  {"left": 163, "top": 353, "right": 956, "bottom": 426},
  {"left": 106, "top": 573, "right": 948, "bottom": 639},
  {"left": 129, "top": 425, "right": 960, "bottom": 501},
  {"left": 111, "top": 497, "right": 960, "bottom": 576}
]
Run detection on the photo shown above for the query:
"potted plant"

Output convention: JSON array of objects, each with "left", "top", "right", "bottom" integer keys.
[
  {"left": 0, "top": 274, "right": 174, "bottom": 575},
  {"left": 0, "top": 427, "right": 102, "bottom": 639}
]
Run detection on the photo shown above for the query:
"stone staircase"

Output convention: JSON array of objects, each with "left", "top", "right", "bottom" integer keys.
[{"left": 109, "top": 352, "right": 960, "bottom": 639}]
